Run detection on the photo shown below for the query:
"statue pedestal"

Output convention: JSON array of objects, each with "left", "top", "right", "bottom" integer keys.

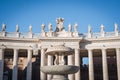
[
  {"left": 41, "top": 32, "right": 46, "bottom": 37},
  {"left": 67, "top": 32, "right": 73, "bottom": 37}
]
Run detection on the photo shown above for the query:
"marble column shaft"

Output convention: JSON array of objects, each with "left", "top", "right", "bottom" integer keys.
[
  {"left": 12, "top": 49, "right": 18, "bottom": 80},
  {"left": 116, "top": 48, "right": 120, "bottom": 80},
  {"left": 0, "top": 48, "right": 4, "bottom": 80},
  {"left": 102, "top": 49, "right": 108, "bottom": 80},
  {"left": 88, "top": 49, "right": 94, "bottom": 80},
  {"left": 26, "top": 49, "right": 32, "bottom": 80},
  {"left": 47, "top": 55, "right": 53, "bottom": 80},
  {"left": 75, "top": 49, "right": 80, "bottom": 80},
  {"left": 68, "top": 55, "right": 74, "bottom": 80},
  {"left": 41, "top": 48, "right": 47, "bottom": 80}
]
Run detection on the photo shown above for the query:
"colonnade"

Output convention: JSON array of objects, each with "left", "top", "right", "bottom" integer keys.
[
  {"left": 0, "top": 48, "right": 33, "bottom": 80},
  {"left": 0, "top": 48, "right": 120, "bottom": 80},
  {"left": 40, "top": 48, "right": 120, "bottom": 80}
]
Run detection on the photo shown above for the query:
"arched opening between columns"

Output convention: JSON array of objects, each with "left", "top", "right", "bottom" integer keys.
[
  {"left": 4, "top": 48, "right": 13, "bottom": 80},
  {"left": 80, "top": 50, "right": 89, "bottom": 80},
  {"left": 93, "top": 49, "right": 103, "bottom": 80},
  {"left": 106, "top": 49, "right": 117, "bottom": 80}
]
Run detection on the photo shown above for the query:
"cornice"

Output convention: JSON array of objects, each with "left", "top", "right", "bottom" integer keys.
[
  {"left": 0, "top": 37, "right": 39, "bottom": 42},
  {"left": 39, "top": 37, "right": 83, "bottom": 42},
  {"left": 83, "top": 37, "right": 120, "bottom": 43}
]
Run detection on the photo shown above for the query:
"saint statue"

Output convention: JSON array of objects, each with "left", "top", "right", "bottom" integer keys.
[
  {"left": 29, "top": 25, "right": 32, "bottom": 33},
  {"left": 88, "top": 25, "right": 91, "bottom": 33},
  {"left": 16, "top": 24, "right": 19, "bottom": 32},
  {"left": 2, "top": 23, "right": 6, "bottom": 32},
  {"left": 115, "top": 23, "right": 118, "bottom": 32},
  {"left": 74, "top": 23, "right": 78, "bottom": 32},
  {"left": 48, "top": 23, "right": 52, "bottom": 32},
  {"left": 41, "top": 24, "right": 45, "bottom": 33},
  {"left": 68, "top": 24, "right": 72, "bottom": 32},
  {"left": 55, "top": 18, "right": 65, "bottom": 32},
  {"left": 101, "top": 24, "right": 104, "bottom": 33}
]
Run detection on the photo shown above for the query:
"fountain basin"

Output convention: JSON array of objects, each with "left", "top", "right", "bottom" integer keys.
[
  {"left": 46, "top": 45, "right": 73, "bottom": 56},
  {"left": 41, "top": 65, "right": 79, "bottom": 75}
]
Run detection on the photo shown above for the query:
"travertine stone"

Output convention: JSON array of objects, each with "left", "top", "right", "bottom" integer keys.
[
  {"left": 68, "top": 55, "right": 74, "bottom": 80},
  {"left": 115, "top": 23, "right": 119, "bottom": 36},
  {"left": 16, "top": 24, "right": 19, "bottom": 32},
  {"left": 116, "top": 48, "right": 120, "bottom": 80},
  {"left": 41, "top": 48, "right": 47, "bottom": 80},
  {"left": 88, "top": 49, "right": 94, "bottom": 80},
  {"left": 41, "top": 65, "right": 79, "bottom": 75},
  {"left": 100, "top": 24, "right": 105, "bottom": 37},
  {"left": 75, "top": 49, "right": 80, "bottom": 80},
  {"left": 0, "top": 48, "right": 4, "bottom": 80},
  {"left": 1, "top": 18, "right": 120, "bottom": 80},
  {"left": 12, "top": 49, "right": 19, "bottom": 80},
  {"left": 26, "top": 49, "right": 32, "bottom": 80},
  {"left": 47, "top": 55, "right": 53, "bottom": 80},
  {"left": 102, "top": 49, "right": 108, "bottom": 80},
  {"left": 88, "top": 25, "right": 92, "bottom": 38},
  {"left": 2, "top": 23, "right": 6, "bottom": 32}
]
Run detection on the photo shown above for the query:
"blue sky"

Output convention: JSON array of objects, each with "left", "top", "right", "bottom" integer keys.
[
  {"left": 0, "top": 0, "right": 120, "bottom": 33},
  {"left": 0, "top": 0, "right": 120, "bottom": 64}
]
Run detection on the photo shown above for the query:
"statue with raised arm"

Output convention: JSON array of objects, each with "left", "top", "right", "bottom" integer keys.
[
  {"left": 55, "top": 18, "right": 65, "bottom": 32},
  {"left": 2, "top": 23, "right": 6, "bottom": 32}
]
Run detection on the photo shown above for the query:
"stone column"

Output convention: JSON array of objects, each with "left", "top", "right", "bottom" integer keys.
[
  {"left": 0, "top": 48, "right": 4, "bottom": 80},
  {"left": 68, "top": 55, "right": 74, "bottom": 80},
  {"left": 116, "top": 48, "right": 120, "bottom": 80},
  {"left": 12, "top": 49, "right": 19, "bottom": 80},
  {"left": 75, "top": 49, "right": 80, "bottom": 80},
  {"left": 26, "top": 49, "right": 32, "bottom": 80},
  {"left": 47, "top": 55, "right": 53, "bottom": 80},
  {"left": 102, "top": 49, "right": 108, "bottom": 80},
  {"left": 40, "top": 48, "right": 47, "bottom": 80},
  {"left": 88, "top": 49, "right": 94, "bottom": 80}
]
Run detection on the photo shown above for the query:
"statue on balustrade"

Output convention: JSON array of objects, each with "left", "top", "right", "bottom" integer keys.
[
  {"left": 55, "top": 18, "right": 65, "bottom": 32},
  {"left": 2, "top": 23, "right": 6, "bottom": 32}
]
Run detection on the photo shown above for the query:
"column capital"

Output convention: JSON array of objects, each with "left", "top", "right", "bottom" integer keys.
[
  {"left": 116, "top": 48, "right": 120, "bottom": 51},
  {"left": 74, "top": 48, "right": 80, "bottom": 51},
  {"left": 0, "top": 48, "right": 5, "bottom": 51},
  {"left": 87, "top": 49, "right": 93, "bottom": 51},
  {"left": 41, "top": 48, "right": 47, "bottom": 50},
  {"left": 14, "top": 48, "right": 19, "bottom": 51},
  {"left": 27, "top": 49, "right": 33, "bottom": 51},
  {"left": 101, "top": 48, "right": 107, "bottom": 53},
  {"left": 0, "top": 44, "right": 6, "bottom": 49}
]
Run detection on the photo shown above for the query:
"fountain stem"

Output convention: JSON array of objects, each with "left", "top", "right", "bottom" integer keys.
[{"left": 54, "top": 53, "right": 65, "bottom": 65}]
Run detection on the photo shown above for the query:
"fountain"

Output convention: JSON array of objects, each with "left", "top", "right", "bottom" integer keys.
[{"left": 40, "top": 44, "right": 79, "bottom": 80}]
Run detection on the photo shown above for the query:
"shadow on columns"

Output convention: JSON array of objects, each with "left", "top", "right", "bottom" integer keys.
[
  {"left": 3, "top": 62, "right": 12, "bottom": 80},
  {"left": 32, "top": 56, "right": 40, "bottom": 80},
  {"left": 22, "top": 56, "right": 40, "bottom": 80}
]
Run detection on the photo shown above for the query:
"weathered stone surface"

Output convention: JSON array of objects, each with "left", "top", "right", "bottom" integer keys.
[{"left": 41, "top": 65, "right": 79, "bottom": 75}]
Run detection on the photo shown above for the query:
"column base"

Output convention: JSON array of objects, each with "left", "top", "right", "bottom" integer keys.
[{"left": 52, "top": 75, "right": 69, "bottom": 80}]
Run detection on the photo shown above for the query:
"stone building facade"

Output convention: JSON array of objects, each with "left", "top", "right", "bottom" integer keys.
[{"left": 0, "top": 18, "right": 120, "bottom": 80}]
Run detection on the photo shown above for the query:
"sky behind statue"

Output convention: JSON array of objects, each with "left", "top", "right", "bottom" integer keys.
[
  {"left": 0, "top": 0, "right": 120, "bottom": 33},
  {"left": 0, "top": 0, "right": 120, "bottom": 64}
]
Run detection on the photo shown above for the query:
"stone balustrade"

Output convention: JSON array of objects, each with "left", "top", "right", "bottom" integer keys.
[{"left": 0, "top": 30, "right": 120, "bottom": 39}]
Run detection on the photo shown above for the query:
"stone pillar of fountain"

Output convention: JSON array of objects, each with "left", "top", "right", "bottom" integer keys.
[{"left": 41, "top": 45, "right": 79, "bottom": 80}]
